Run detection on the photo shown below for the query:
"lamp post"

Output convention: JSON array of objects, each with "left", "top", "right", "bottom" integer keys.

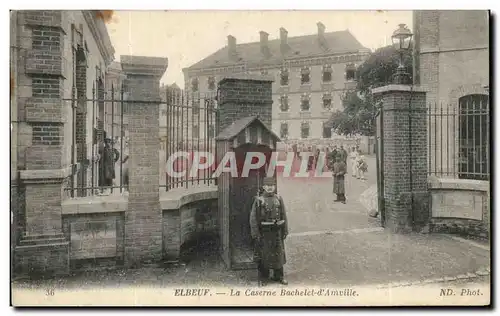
[{"left": 391, "top": 23, "right": 413, "bottom": 85}]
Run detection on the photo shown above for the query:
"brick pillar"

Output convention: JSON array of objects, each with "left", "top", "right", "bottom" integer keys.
[
  {"left": 14, "top": 10, "right": 70, "bottom": 276},
  {"left": 372, "top": 85, "right": 430, "bottom": 233},
  {"left": 217, "top": 75, "right": 274, "bottom": 132},
  {"left": 121, "top": 55, "right": 168, "bottom": 267}
]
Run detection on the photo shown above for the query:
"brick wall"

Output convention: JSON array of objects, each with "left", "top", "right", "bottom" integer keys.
[
  {"left": 24, "top": 183, "right": 63, "bottom": 235},
  {"left": 374, "top": 87, "right": 429, "bottom": 232},
  {"left": 31, "top": 122, "right": 63, "bottom": 145},
  {"left": 217, "top": 78, "right": 273, "bottom": 132},
  {"left": 163, "top": 198, "right": 218, "bottom": 261},
  {"left": 121, "top": 56, "right": 167, "bottom": 267}
]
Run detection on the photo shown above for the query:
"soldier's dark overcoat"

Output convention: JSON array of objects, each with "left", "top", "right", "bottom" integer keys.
[{"left": 250, "top": 194, "right": 289, "bottom": 269}]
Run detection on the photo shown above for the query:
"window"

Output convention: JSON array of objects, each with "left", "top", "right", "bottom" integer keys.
[
  {"left": 322, "top": 122, "right": 332, "bottom": 138},
  {"left": 280, "top": 122, "right": 288, "bottom": 139},
  {"left": 191, "top": 78, "right": 199, "bottom": 92},
  {"left": 345, "top": 63, "right": 356, "bottom": 81},
  {"left": 280, "top": 95, "right": 289, "bottom": 112},
  {"left": 458, "top": 94, "right": 489, "bottom": 180},
  {"left": 301, "top": 122, "right": 310, "bottom": 139},
  {"left": 261, "top": 69, "right": 268, "bottom": 75},
  {"left": 323, "top": 65, "right": 332, "bottom": 82},
  {"left": 300, "top": 93, "right": 310, "bottom": 111},
  {"left": 301, "top": 67, "right": 311, "bottom": 85},
  {"left": 280, "top": 68, "right": 289, "bottom": 86},
  {"left": 323, "top": 93, "right": 332, "bottom": 109},
  {"left": 208, "top": 76, "right": 216, "bottom": 90}
]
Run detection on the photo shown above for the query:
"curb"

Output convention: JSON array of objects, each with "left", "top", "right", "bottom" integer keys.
[{"left": 375, "top": 267, "right": 491, "bottom": 289}]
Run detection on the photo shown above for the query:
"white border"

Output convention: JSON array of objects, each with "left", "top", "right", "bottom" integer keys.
[{"left": 3, "top": 2, "right": 497, "bottom": 315}]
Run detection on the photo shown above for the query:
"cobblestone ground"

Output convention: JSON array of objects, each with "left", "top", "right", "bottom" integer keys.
[{"left": 12, "top": 156, "right": 490, "bottom": 290}]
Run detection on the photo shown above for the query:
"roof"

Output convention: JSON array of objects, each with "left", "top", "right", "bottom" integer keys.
[
  {"left": 186, "top": 30, "right": 369, "bottom": 71},
  {"left": 215, "top": 116, "right": 281, "bottom": 142}
]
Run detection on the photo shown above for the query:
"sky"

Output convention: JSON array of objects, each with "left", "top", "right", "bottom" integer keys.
[{"left": 105, "top": 10, "right": 412, "bottom": 86}]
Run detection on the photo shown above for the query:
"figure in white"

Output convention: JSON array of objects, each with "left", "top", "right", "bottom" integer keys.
[
  {"left": 356, "top": 153, "right": 367, "bottom": 181},
  {"left": 349, "top": 147, "right": 358, "bottom": 177}
]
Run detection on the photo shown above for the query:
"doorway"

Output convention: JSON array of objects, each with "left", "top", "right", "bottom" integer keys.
[{"left": 230, "top": 143, "right": 272, "bottom": 268}]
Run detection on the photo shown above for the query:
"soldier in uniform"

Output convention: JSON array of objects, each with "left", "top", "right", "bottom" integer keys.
[
  {"left": 250, "top": 177, "right": 289, "bottom": 286},
  {"left": 332, "top": 156, "right": 347, "bottom": 203},
  {"left": 98, "top": 138, "right": 120, "bottom": 195}
]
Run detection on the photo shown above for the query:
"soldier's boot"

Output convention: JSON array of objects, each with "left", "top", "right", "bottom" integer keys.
[
  {"left": 273, "top": 268, "right": 288, "bottom": 285},
  {"left": 258, "top": 266, "right": 269, "bottom": 287}
]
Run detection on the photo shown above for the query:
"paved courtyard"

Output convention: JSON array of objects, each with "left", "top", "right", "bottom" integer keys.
[{"left": 12, "top": 156, "right": 490, "bottom": 290}]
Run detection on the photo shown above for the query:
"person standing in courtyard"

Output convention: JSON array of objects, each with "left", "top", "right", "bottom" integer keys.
[
  {"left": 332, "top": 156, "right": 347, "bottom": 203},
  {"left": 349, "top": 147, "right": 358, "bottom": 177},
  {"left": 357, "top": 153, "right": 368, "bottom": 181},
  {"left": 338, "top": 145, "right": 348, "bottom": 164},
  {"left": 250, "top": 177, "right": 289, "bottom": 286}
]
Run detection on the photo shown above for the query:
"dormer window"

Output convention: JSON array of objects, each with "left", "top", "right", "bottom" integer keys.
[
  {"left": 191, "top": 78, "right": 199, "bottom": 92},
  {"left": 323, "top": 93, "right": 333, "bottom": 109},
  {"left": 208, "top": 76, "right": 216, "bottom": 90},
  {"left": 261, "top": 69, "right": 269, "bottom": 75},
  {"left": 301, "top": 67, "right": 311, "bottom": 85},
  {"left": 323, "top": 64, "right": 332, "bottom": 82},
  {"left": 345, "top": 63, "right": 356, "bottom": 81},
  {"left": 280, "top": 95, "right": 289, "bottom": 112},
  {"left": 300, "top": 93, "right": 310, "bottom": 111},
  {"left": 280, "top": 68, "right": 289, "bottom": 86}
]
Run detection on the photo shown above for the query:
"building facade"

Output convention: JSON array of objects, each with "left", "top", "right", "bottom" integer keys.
[
  {"left": 183, "top": 23, "right": 370, "bottom": 143},
  {"left": 413, "top": 10, "right": 490, "bottom": 180},
  {"left": 10, "top": 10, "right": 124, "bottom": 273}
]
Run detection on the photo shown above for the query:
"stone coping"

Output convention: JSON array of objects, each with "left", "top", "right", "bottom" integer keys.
[
  {"left": 61, "top": 185, "right": 218, "bottom": 215},
  {"left": 371, "top": 84, "right": 428, "bottom": 95},
  {"left": 160, "top": 185, "right": 218, "bottom": 210},
  {"left": 62, "top": 193, "right": 129, "bottom": 215},
  {"left": 428, "top": 176, "right": 490, "bottom": 192},
  {"left": 20, "top": 165, "right": 75, "bottom": 181}
]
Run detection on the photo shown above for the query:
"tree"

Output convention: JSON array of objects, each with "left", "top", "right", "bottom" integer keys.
[{"left": 327, "top": 44, "right": 413, "bottom": 136}]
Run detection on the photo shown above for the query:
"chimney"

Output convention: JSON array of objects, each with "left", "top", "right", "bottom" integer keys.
[
  {"left": 280, "top": 27, "right": 288, "bottom": 54},
  {"left": 227, "top": 35, "right": 237, "bottom": 58},
  {"left": 317, "top": 22, "right": 327, "bottom": 47},
  {"left": 260, "top": 31, "right": 270, "bottom": 56}
]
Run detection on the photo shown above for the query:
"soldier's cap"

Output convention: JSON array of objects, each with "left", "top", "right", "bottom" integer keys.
[{"left": 262, "top": 177, "right": 275, "bottom": 186}]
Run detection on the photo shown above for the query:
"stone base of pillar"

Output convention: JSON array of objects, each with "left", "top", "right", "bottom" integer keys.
[
  {"left": 384, "top": 192, "right": 413, "bottom": 233},
  {"left": 384, "top": 191, "right": 430, "bottom": 233},
  {"left": 14, "top": 234, "right": 69, "bottom": 277},
  {"left": 411, "top": 191, "right": 431, "bottom": 232}
]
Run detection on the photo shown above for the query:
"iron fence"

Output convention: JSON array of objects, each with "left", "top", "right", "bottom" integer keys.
[
  {"left": 160, "top": 91, "right": 219, "bottom": 191},
  {"left": 427, "top": 94, "right": 490, "bottom": 181},
  {"left": 64, "top": 80, "right": 220, "bottom": 197},
  {"left": 64, "top": 80, "right": 130, "bottom": 198}
]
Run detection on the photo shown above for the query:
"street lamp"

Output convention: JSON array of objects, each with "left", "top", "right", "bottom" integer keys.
[{"left": 391, "top": 23, "right": 413, "bottom": 85}]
